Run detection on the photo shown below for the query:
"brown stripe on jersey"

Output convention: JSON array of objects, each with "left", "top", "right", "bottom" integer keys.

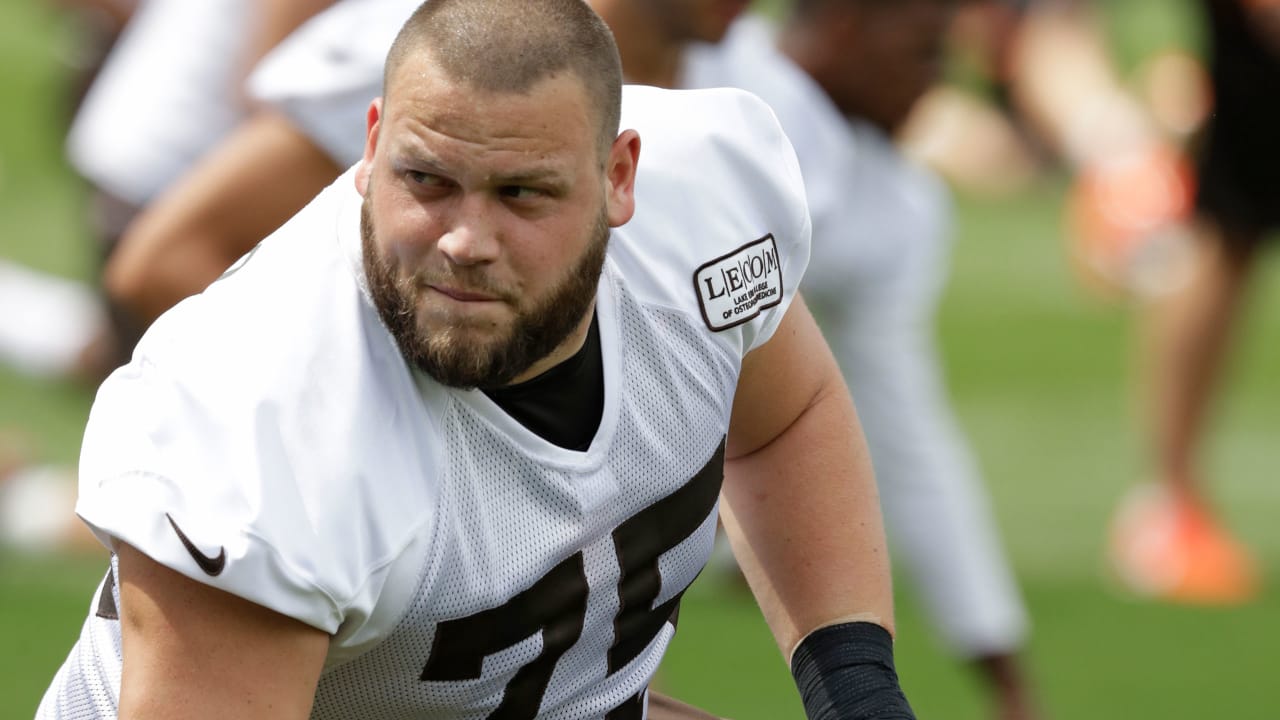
[
  {"left": 606, "top": 691, "right": 644, "bottom": 720},
  {"left": 609, "top": 439, "right": 726, "bottom": 673}
]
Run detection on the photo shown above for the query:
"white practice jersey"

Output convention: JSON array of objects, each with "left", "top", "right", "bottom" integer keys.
[{"left": 39, "top": 85, "right": 810, "bottom": 720}]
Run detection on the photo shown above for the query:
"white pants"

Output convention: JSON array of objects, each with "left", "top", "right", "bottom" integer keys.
[{"left": 66, "top": 0, "right": 251, "bottom": 205}]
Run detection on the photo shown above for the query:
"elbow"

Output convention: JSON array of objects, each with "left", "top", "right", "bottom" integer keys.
[
  {"left": 103, "top": 224, "right": 168, "bottom": 327},
  {"left": 103, "top": 234, "right": 148, "bottom": 321}
]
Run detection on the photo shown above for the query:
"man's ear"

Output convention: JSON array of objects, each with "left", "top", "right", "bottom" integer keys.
[
  {"left": 604, "top": 129, "right": 641, "bottom": 228},
  {"left": 354, "top": 98, "right": 383, "bottom": 195}
]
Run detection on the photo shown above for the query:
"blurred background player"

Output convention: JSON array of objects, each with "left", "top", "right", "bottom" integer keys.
[
  {"left": 936, "top": 0, "right": 1267, "bottom": 604},
  {"left": 96, "top": 0, "right": 1039, "bottom": 716},
  {"left": 0, "top": 0, "right": 333, "bottom": 556},
  {"left": 1104, "top": 0, "right": 1278, "bottom": 604},
  {"left": 0, "top": 0, "right": 332, "bottom": 384},
  {"left": 907, "top": 0, "right": 1268, "bottom": 604},
  {"left": 682, "top": 2, "right": 1038, "bottom": 718}
]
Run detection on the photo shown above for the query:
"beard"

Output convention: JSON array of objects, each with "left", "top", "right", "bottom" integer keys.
[{"left": 361, "top": 197, "right": 609, "bottom": 389}]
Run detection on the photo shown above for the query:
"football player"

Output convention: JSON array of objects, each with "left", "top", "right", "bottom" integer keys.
[
  {"left": 976, "top": 0, "right": 1268, "bottom": 605},
  {"left": 38, "top": 1, "right": 914, "bottom": 718},
  {"left": 1107, "top": 0, "right": 1277, "bottom": 604}
]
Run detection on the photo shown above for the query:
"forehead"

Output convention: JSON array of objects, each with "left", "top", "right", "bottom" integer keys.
[{"left": 383, "top": 56, "right": 597, "bottom": 165}]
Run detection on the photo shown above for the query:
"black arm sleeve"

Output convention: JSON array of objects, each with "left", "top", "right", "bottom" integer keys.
[{"left": 790, "top": 621, "right": 916, "bottom": 720}]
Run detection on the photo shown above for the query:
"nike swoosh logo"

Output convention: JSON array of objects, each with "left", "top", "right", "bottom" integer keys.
[{"left": 166, "top": 513, "right": 227, "bottom": 576}]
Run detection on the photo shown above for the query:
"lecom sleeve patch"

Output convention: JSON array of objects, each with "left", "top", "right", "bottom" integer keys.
[{"left": 692, "top": 234, "right": 784, "bottom": 332}]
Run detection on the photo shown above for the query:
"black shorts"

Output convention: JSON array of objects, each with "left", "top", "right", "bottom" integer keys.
[{"left": 1195, "top": 0, "right": 1280, "bottom": 242}]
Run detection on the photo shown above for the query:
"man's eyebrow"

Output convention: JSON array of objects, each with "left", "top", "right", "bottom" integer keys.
[
  {"left": 390, "top": 143, "right": 448, "bottom": 173},
  {"left": 491, "top": 168, "right": 570, "bottom": 190},
  {"left": 390, "top": 138, "right": 572, "bottom": 190}
]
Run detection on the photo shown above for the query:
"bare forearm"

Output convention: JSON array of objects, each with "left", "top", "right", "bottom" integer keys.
[{"left": 722, "top": 378, "right": 895, "bottom": 659}]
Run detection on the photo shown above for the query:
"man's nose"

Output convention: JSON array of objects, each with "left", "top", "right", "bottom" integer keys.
[{"left": 437, "top": 195, "right": 499, "bottom": 266}]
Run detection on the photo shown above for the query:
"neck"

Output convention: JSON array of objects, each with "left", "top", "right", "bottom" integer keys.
[{"left": 591, "top": 0, "right": 686, "bottom": 88}]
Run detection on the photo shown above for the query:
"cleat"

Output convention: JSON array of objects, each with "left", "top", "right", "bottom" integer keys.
[{"left": 1107, "top": 483, "right": 1259, "bottom": 605}]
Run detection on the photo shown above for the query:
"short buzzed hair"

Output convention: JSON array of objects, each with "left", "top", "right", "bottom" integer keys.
[{"left": 383, "top": 0, "right": 624, "bottom": 157}]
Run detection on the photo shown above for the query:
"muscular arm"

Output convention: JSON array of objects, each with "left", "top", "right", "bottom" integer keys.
[
  {"left": 721, "top": 295, "right": 895, "bottom": 659},
  {"left": 115, "top": 542, "right": 330, "bottom": 720}
]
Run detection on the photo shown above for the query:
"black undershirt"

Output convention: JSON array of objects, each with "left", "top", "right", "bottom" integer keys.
[{"left": 482, "top": 312, "right": 604, "bottom": 451}]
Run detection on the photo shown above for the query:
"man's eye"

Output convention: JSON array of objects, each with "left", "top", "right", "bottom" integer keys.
[
  {"left": 498, "top": 185, "right": 544, "bottom": 200},
  {"left": 406, "top": 170, "right": 445, "bottom": 186}
]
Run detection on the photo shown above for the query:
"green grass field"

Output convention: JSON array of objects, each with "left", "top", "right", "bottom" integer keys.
[{"left": 3, "top": 1, "right": 1278, "bottom": 718}]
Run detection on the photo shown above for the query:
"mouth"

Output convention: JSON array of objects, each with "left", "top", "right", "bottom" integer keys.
[
  {"left": 424, "top": 283, "right": 494, "bottom": 299},
  {"left": 426, "top": 283, "right": 501, "bottom": 303}
]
